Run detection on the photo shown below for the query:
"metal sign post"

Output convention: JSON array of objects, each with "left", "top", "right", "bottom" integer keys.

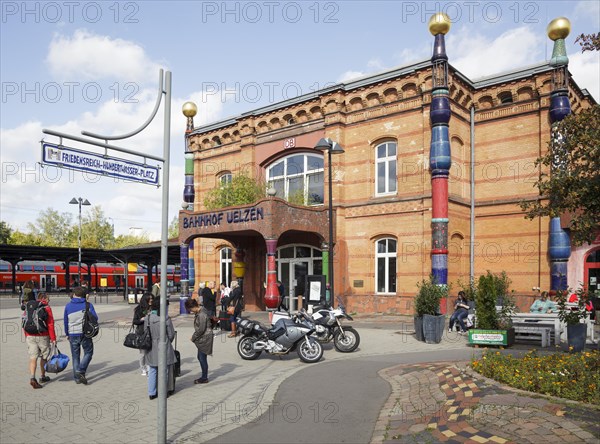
[{"left": 42, "top": 69, "right": 172, "bottom": 444}]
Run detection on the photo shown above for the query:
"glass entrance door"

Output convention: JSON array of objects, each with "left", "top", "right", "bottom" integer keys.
[{"left": 292, "top": 261, "right": 309, "bottom": 305}]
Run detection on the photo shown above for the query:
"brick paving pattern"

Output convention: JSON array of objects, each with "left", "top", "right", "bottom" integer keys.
[{"left": 373, "top": 362, "right": 600, "bottom": 443}]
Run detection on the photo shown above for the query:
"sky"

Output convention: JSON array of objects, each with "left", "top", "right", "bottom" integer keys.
[{"left": 1, "top": 0, "right": 599, "bottom": 240}]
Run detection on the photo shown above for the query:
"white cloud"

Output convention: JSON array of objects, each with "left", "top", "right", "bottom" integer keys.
[
  {"left": 568, "top": 50, "right": 600, "bottom": 103},
  {"left": 449, "top": 25, "right": 543, "bottom": 78},
  {"left": 337, "top": 70, "right": 366, "bottom": 83},
  {"left": 46, "top": 29, "right": 162, "bottom": 83}
]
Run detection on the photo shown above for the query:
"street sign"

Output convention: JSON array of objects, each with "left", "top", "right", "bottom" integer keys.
[{"left": 41, "top": 142, "right": 160, "bottom": 185}]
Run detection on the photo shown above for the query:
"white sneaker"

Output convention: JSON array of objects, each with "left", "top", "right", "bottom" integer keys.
[{"left": 141, "top": 370, "right": 148, "bottom": 376}]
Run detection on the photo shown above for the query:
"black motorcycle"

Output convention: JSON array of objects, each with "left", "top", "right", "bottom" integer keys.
[{"left": 236, "top": 311, "right": 323, "bottom": 363}]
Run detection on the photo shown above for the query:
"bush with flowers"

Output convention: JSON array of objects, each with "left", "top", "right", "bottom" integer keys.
[{"left": 471, "top": 350, "right": 600, "bottom": 405}]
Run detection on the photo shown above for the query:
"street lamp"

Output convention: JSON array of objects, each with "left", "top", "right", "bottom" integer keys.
[
  {"left": 69, "top": 197, "right": 91, "bottom": 285},
  {"left": 314, "top": 138, "right": 344, "bottom": 305}
]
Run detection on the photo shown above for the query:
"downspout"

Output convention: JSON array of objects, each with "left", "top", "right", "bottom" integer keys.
[{"left": 470, "top": 106, "right": 475, "bottom": 284}]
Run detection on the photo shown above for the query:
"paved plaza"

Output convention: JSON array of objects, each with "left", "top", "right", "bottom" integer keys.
[{"left": 0, "top": 297, "right": 598, "bottom": 443}]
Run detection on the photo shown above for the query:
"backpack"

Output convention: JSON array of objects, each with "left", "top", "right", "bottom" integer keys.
[
  {"left": 22, "top": 300, "right": 48, "bottom": 334},
  {"left": 83, "top": 301, "right": 99, "bottom": 338}
]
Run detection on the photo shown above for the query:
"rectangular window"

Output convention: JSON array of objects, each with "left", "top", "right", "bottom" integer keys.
[{"left": 376, "top": 142, "right": 397, "bottom": 196}]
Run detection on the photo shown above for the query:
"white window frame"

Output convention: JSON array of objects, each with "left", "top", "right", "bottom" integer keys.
[
  {"left": 220, "top": 247, "right": 233, "bottom": 287},
  {"left": 375, "top": 238, "right": 397, "bottom": 294},
  {"left": 220, "top": 172, "right": 232, "bottom": 185},
  {"left": 375, "top": 141, "right": 397, "bottom": 196},
  {"left": 266, "top": 153, "right": 324, "bottom": 205}
]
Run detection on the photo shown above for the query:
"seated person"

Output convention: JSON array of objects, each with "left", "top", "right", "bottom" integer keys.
[
  {"left": 530, "top": 291, "right": 557, "bottom": 313},
  {"left": 448, "top": 291, "right": 470, "bottom": 333}
]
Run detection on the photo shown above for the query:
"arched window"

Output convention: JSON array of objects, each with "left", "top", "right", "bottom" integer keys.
[
  {"left": 219, "top": 172, "right": 232, "bottom": 185},
  {"left": 267, "top": 153, "right": 324, "bottom": 205},
  {"left": 375, "top": 238, "right": 397, "bottom": 294},
  {"left": 375, "top": 141, "right": 397, "bottom": 196},
  {"left": 220, "top": 248, "right": 233, "bottom": 287}
]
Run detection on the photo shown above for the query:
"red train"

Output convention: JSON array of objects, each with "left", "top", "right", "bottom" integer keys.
[{"left": 0, "top": 260, "right": 180, "bottom": 293}]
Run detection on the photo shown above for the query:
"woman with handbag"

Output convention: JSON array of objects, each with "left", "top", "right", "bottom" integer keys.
[
  {"left": 145, "top": 297, "right": 177, "bottom": 400},
  {"left": 227, "top": 280, "right": 243, "bottom": 338},
  {"left": 132, "top": 293, "right": 153, "bottom": 376},
  {"left": 185, "top": 298, "right": 213, "bottom": 384}
]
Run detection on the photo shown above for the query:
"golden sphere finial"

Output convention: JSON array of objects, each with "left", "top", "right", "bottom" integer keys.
[
  {"left": 182, "top": 101, "right": 197, "bottom": 118},
  {"left": 428, "top": 12, "right": 451, "bottom": 35},
  {"left": 547, "top": 17, "right": 571, "bottom": 41}
]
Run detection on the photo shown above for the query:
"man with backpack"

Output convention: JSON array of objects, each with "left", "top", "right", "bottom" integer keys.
[
  {"left": 22, "top": 291, "right": 56, "bottom": 389},
  {"left": 64, "top": 287, "right": 98, "bottom": 385}
]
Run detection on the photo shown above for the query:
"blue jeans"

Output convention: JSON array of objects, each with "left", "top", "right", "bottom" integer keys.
[
  {"left": 148, "top": 365, "right": 175, "bottom": 396},
  {"left": 449, "top": 309, "right": 468, "bottom": 332},
  {"left": 197, "top": 350, "right": 208, "bottom": 380},
  {"left": 69, "top": 335, "right": 94, "bottom": 379}
]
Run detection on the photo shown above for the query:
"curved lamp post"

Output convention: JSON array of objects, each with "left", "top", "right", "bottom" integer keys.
[
  {"left": 69, "top": 197, "right": 91, "bottom": 286},
  {"left": 314, "top": 138, "right": 344, "bottom": 304}
]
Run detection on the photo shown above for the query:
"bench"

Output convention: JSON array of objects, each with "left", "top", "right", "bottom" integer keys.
[{"left": 513, "top": 324, "right": 552, "bottom": 347}]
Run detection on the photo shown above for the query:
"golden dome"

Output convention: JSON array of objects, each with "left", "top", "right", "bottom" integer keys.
[
  {"left": 547, "top": 17, "right": 571, "bottom": 40},
  {"left": 182, "top": 101, "right": 197, "bottom": 117},
  {"left": 428, "top": 13, "right": 451, "bottom": 35}
]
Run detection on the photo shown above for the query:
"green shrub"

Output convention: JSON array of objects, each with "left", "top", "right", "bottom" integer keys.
[
  {"left": 204, "top": 174, "right": 266, "bottom": 210},
  {"left": 475, "top": 271, "right": 515, "bottom": 330},
  {"left": 414, "top": 276, "right": 448, "bottom": 316}
]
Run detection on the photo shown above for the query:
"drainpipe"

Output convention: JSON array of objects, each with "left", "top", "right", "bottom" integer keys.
[{"left": 470, "top": 106, "right": 475, "bottom": 284}]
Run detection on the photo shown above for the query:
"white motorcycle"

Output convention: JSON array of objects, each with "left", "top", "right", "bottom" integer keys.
[{"left": 275, "top": 297, "right": 360, "bottom": 353}]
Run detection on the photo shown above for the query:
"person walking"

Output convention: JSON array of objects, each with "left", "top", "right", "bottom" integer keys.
[
  {"left": 448, "top": 291, "right": 470, "bottom": 334},
  {"left": 185, "top": 298, "right": 214, "bottom": 384},
  {"left": 23, "top": 291, "right": 56, "bottom": 388},
  {"left": 132, "top": 293, "right": 153, "bottom": 376},
  {"left": 145, "top": 297, "right": 177, "bottom": 400},
  {"left": 227, "top": 280, "right": 244, "bottom": 338},
  {"left": 64, "top": 286, "right": 98, "bottom": 385}
]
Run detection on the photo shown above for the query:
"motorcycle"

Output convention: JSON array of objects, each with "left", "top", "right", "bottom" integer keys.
[
  {"left": 307, "top": 296, "right": 360, "bottom": 352},
  {"left": 274, "top": 297, "right": 360, "bottom": 353},
  {"left": 235, "top": 311, "right": 323, "bottom": 363}
]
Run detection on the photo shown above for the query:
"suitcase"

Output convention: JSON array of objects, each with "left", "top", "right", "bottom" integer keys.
[
  {"left": 219, "top": 310, "right": 231, "bottom": 331},
  {"left": 173, "top": 331, "right": 181, "bottom": 377}
]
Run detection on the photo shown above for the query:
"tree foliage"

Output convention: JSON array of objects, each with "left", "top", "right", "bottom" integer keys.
[
  {"left": 168, "top": 216, "right": 179, "bottom": 239},
  {"left": 203, "top": 174, "right": 266, "bottom": 210},
  {"left": 0, "top": 221, "right": 12, "bottom": 244},
  {"left": 3, "top": 205, "right": 153, "bottom": 249},
  {"left": 520, "top": 34, "right": 600, "bottom": 245}
]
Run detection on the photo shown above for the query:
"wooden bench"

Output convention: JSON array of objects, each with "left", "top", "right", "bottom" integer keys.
[{"left": 513, "top": 324, "right": 552, "bottom": 347}]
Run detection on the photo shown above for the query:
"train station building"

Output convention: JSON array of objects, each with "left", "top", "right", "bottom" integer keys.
[{"left": 178, "top": 17, "right": 598, "bottom": 314}]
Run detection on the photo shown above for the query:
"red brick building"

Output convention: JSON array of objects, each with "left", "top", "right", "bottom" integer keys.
[{"left": 178, "top": 60, "right": 597, "bottom": 314}]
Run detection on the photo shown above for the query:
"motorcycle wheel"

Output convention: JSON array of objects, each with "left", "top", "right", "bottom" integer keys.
[
  {"left": 334, "top": 327, "right": 360, "bottom": 353},
  {"left": 297, "top": 337, "right": 323, "bottom": 363},
  {"left": 237, "top": 336, "right": 262, "bottom": 360}
]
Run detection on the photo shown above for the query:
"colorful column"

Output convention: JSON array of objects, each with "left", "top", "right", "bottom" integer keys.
[
  {"left": 321, "top": 241, "right": 330, "bottom": 303},
  {"left": 547, "top": 18, "right": 572, "bottom": 291},
  {"left": 428, "top": 13, "right": 452, "bottom": 286},
  {"left": 180, "top": 101, "right": 197, "bottom": 313},
  {"left": 264, "top": 238, "right": 280, "bottom": 309}
]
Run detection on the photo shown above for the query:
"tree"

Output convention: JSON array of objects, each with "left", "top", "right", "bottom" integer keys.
[
  {"left": 203, "top": 173, "right": 266, "bottom": 210},
  {"left": 81, "top": 206, "right": 114, "bottom": 248},
  {"left": 0, "top": 221, "right": 12, "bottom": 244},
  {"left": 113, "top": 233, "right": 151, "bottom": 248},
  {"left": 25, "top": 208, "right": 73, "bottom": 247},
  {"left": 520, "top": 34, "right": 600, "bottom": 245},
  {"left": 168, "top": 216, "right": 179, "bottom": 239}
]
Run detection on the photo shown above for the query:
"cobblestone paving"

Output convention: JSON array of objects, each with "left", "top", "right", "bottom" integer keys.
[{"left": 372, "top": 362, "right": 600, "bottom": 444}]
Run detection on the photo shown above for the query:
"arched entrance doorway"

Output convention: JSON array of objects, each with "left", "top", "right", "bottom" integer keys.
[{"left": 277, "top": 244, "right": 323, "bottom": 306}]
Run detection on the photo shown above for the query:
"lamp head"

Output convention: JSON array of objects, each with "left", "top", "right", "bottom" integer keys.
[
  {"left": 330, "top": 142, "right": 345, "bottom": 155},
  {"left": 314, "top": 138, "right": 332, "bottom": 151},
  {"left": 82, "top": 199, "right": 91, "bottom": 206},
  {"left": 69, "top": 198, "right": 78, "bottom": 205}
]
